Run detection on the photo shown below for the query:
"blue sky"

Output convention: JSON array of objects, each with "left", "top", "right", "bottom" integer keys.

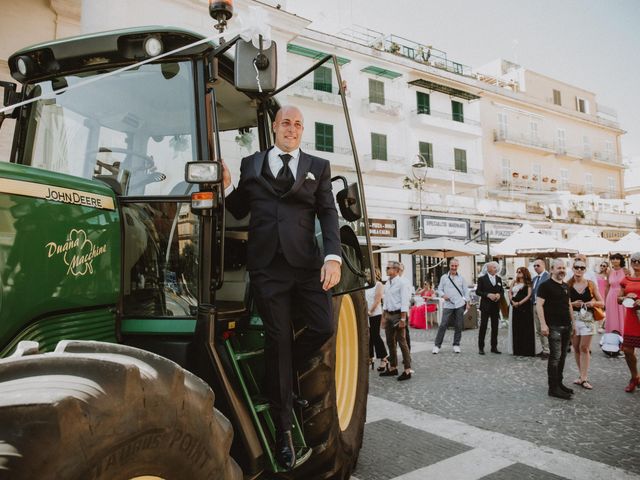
[{"left": 285, "top": 0, "right": 640, "bottom": 163}]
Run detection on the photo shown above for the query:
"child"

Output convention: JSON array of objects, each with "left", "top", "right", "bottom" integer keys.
[{"left": 600, "top": 330, "right": 624, "bottom": 357}]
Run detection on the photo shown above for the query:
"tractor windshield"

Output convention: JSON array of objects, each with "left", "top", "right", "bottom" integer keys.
[{"left": 18, "top": 61, "right": 198, "bottom": 196}]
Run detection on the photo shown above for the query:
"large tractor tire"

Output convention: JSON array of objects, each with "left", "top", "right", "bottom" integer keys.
[
  {"left": 293, "top": 290, "right": 369, "bottom": 480},
  {"left": 0, "top": 340, "right": 241, "bottom": 480}
]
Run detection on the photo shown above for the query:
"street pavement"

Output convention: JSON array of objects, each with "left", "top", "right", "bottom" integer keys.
[{"left": 352, "top": 325, "right": 640, "bottom": 480}]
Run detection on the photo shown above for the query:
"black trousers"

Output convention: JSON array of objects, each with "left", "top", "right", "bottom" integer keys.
[
  {"left": 368, "top": 314, "right": 388, "bottom": 359},
  {"left": 548, "top": 325, "right": 571, "bottom": 388},
  {"left": 478, "top": 309, "right": 500, "bottom": 351},
  {"left": 250, "top": 254, "right": 334, "bottom": 433}
]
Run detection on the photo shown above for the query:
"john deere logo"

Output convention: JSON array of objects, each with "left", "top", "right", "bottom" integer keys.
[{"left": 45, "top": 229, "right": 108, "bottom": 276}]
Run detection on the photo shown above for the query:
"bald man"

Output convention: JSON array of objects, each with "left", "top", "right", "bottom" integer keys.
[{"left": 223, "top": 106, "right": 341, "bottom": 470}]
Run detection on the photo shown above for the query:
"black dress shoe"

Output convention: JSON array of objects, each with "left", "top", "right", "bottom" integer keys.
[
  {"left": 397, "top": 371, "right": 411, "bottom": 381},
  {"left": 559, "top": 384, "right": 574, "bottom": 395},
  {"left": 292, "top": 393, "right": 309, "bottom": 409},
  {"left": 276, "top": 430, "right": 296, "bottom": 471},
  {"left": 548, "top": 388, "right": 572, "bottom": 400},
  {"left": 380, "top": 368, "right": 398, "bottom": 377},
  {"left": 491, "top": 349, "right": 502, "bottom": 354},
  {"left": 478, "top": 350, "right": 485, "bottom": 355}
]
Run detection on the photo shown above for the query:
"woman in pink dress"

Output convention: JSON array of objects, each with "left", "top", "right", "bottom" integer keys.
[
  {"left": 606, "top": 253, "right": 628, "bottom": 335},
  {"left": 596, "top": 261, "right": 609, "bottom": 333}
]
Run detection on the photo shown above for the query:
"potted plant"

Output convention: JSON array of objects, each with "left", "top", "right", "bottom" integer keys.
[
  {"left": 542, "top": 176, "right": 549, "bottom": 182},
  {"left": 389, "top": 42, "right": 400, "bottom": 54},
  {"left": 532, "top": 175, "right": 539, "bottom": 181},
  {"left": 512, "top": 172, "right": 519, "bottom": 178},
  {"left": 522, "top": 174, "right": 529, "bottom": 180},
  {"left": 550, "top": 178, "right": 557, "bottom": 184}
]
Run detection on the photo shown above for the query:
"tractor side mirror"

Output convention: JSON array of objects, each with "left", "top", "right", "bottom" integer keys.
[
  {"left": 333, "top": 176, "right": 362, "bottom": 222},
  {"left": 234, "top": 39, "right": 277, "bottom": 93},
  {"left": 0, "top": 81, "right": 18, "bottom": 107}
]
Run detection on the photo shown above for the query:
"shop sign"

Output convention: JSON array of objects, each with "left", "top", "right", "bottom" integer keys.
[
  {"left": 357, "top": 218, "right": 397, "bottom": 238},
  {"left": 421, "top": 216, "right": 469, "bottom": 239},
  {"left": 601, "top": 229, "right": 630, "bottom": 240},
  {"left": 480, "top": 221, "right": 521, "bottom": 242}
]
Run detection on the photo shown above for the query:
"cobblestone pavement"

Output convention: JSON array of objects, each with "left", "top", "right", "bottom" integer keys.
[{"left": 352, "top": 325, "right": 640, "bottom": 479}]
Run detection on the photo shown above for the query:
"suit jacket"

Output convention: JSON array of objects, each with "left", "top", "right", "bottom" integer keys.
[
  {"left": 476, "top": 274, "right": 504, "bottom": 313},
  {"left": 226, "top": 149, "right": 340, "bottom": 271},
  {"left": 532, "top": 270, "right": 550, "bottom": 303}
]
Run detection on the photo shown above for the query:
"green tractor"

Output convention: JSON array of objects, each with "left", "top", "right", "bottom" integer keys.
[{"left": 0, "top": 4, "right": 374, "bottom": 479}]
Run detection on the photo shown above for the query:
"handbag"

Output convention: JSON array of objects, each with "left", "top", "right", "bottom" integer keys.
[{"left": 587, "top": 281, "right": 605, "bottom": 321}]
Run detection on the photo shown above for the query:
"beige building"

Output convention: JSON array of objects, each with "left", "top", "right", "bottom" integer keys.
[{"left": 0, "top": 0, "right": 81, "bottom": 160}]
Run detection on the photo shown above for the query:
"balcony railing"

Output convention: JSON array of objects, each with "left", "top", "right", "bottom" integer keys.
[
  {"left": 496, "top": 175, "right": 619, "bottom": 198},
  {"left": 413, "top": 108, "right": 480, "bottom": 126},
  {"left": 363, "top": 97, "right": 403, "bottom": 116},
  {"left": 430, "top": 162, "right": 483, "bottom": 176},
  {"left": 301, "top": 141, "right": 352, "bottom": 155},
  {"left": 493, "top": 130, "right": 555, "bottom": 152},
  {"left": 362, "top": 153, "right": 405, "bottom": 163},
  {"left": 289, "top": 81, "right": 346, "bottom": 106}
]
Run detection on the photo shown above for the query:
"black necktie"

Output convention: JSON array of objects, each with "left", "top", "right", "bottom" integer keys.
[{"left": 276, "top": 153, "right": 294, "bottom": 192}]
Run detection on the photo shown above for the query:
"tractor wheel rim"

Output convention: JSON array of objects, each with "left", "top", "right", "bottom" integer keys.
[{"left": 335, "top": 294, "right": 358, "bottom": 431}]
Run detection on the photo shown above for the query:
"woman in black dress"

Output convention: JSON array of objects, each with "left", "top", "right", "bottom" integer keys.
[{"left": 509, "top": 267, "right": 535, "bottom": 356}]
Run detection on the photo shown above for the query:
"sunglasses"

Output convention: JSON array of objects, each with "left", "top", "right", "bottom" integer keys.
[
  {"left": 573, "top": 266, "right": 586, "bottom": 270},
  {"left": 631, "top": 259, "right": 640, "bottom": 264}
]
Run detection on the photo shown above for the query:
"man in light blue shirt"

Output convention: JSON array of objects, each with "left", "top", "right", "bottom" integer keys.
[{"left": 433, "top": 258, "right": 470, "bottom": 354}]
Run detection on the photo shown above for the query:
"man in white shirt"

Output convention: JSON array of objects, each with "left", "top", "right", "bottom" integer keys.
[
  {"left": 433, "top": 258, "right": 470, "bottom": 354},
  {"left": 381, "top": 261, "right": 412, "bottom": 380}
]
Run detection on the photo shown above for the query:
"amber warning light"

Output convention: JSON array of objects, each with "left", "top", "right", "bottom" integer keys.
[
  {"left": 191, "top": 191, "right": 215, "bottom": 209},
  {"left": 209, "top": 0, "right": 234, "bottom": 32}
]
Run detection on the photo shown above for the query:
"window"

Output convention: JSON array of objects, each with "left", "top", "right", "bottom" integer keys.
[
  {"left": 556, "top": 129, "right": 566, "bottom": 154},
  {"left": 605, "top": 141, "right": 614, "bottom": 161},
  {"left": 576, "top": 96, "right": 589, "bottom": 114},
  {"left": 497, "top": 112, "right": 508, "bottom": 139},
  {"left": 501, "top": 158, "right": 511, "bottom": 183},
  {"left": 418, "top": 141, "right": 433, "bottom": 167},
  {"left": 416, "top": 91, "right": 430, "bottom": 114},
  {"left": 454, "top": 148, "right": 467, "bottom": 172},
  {"left": 585, "top": 173, "right": 593, "bottom": 193},
  {"left": 313, "top": 66, "right": 332, "bottom": 93},
  {"left": 553, "top": 89, "right": 562, "bottom": 106},
  {"left": 315, "top": 122, "right": 334, "bottom": 152},
  {"left": 532, "top": 164, "right": 541, "bottom": 189},
  {"left": 452, "top": 100, "right": 464, "bottom": 122},
  {"left": 530, "top": 120, "right": 539, "bottom": 144},
  {"left": 369, "top": 79, "right": 385, "bottom": 105},
  {"left": 371, "top": 133, "right": 387, "bottom": 160},
  {"left": 608, "top": 176, "right": 616, "bottom": 195},
  {"left": 560, "top": 169, "right": 569, "bottom": 190}
]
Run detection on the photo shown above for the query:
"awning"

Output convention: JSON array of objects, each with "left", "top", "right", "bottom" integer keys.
[
  {"left": 286, "top": 43, "right": 351, "bottom": 65},
  {"left": 361, "top": 66, "right": 403, "bottom": 79},
  {"left": 408, "top": 79, "right": 480, "bottom": 101}
]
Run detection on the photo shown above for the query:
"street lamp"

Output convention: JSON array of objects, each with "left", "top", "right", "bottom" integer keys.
[{"left": 403, "top": 154, "right": 429, "bottom": 284}]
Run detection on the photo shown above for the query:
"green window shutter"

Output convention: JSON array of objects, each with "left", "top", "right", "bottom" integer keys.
[
  {"left": 416, "top": 92, "right": 430, "bottom": 114},
  {"left": 369, "top": 79, "right": 385, "bottom": 105},
  {"left": 371, "top": 133, "right": 387, "bottom": 161},
  {"left": 454, "top": 148, "right": 467, "bottom": 172},
  {"left": 452, "top": 100, "right": 464, "bottom": 122},
  {"left": 418, "top": 141, "right": 433, "bottom": 167},
  {"left": 315, "top": 122, "right": 334, "bottom": 152},
  {"left": 313, "top": 66, "right": 332, "bottom": 93}
]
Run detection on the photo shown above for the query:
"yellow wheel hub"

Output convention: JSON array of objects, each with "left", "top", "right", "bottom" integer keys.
[{"left": 334, "top": 294, "right": 359, "bottom": 431}]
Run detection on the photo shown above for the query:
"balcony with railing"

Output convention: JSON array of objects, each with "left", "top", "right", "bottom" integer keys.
[
  {"left": 412, "top": 108, "right": 481, "bottom": 136},
  {"left": 361, "top": 152, "right": 406, "bottom": 176},
  {"left": 288, "top": 80, "right": 347, "bottom": 107},
  {"left": 494, "top": 175, "right": 620, "bottom": 198},
  {"left": 301, "top": 141, "right": 354, "bottom": 171},
  {"left": 424, "top": 162, "right": 484, "bottom": 186},
  {"left": 362, "top": 97, "right": 403, "bottom": 117},
  {"left": 493, "top": 129, "right": 555, "bottom": 154}
]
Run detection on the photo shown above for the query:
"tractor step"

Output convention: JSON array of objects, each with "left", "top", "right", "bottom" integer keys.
[{"left": 234, "top": 348, "right": 264, "bottom": 361}]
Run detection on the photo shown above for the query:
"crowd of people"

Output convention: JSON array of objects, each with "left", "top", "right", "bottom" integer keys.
[{"left": 367, "top": 253, "right": 640, "bottom": 398}]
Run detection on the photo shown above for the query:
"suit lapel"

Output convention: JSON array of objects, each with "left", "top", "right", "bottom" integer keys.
[
  {"left": 283, "top": 150, "right": 312, "bottom": 199},
  {"left": 252, "top": 149, "right": 278, "bottom": 196}
]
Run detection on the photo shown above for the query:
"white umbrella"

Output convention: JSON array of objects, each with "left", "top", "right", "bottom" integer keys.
[
  {"left": 564, "top": 229, "right": 616, "bottom": 256},
  {"left": 373, "top": 237, "right": 485, "bottom": 258},
  {"left": 494, "top": 223, "right": 576, "bottom": 257},
  {"left": 611, "top": 231, "right": 640, "bottom": 254}
]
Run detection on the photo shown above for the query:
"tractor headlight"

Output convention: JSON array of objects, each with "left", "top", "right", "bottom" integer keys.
[
  {"left": 144, "top": 36, "right": 163, "bottom": 57},
  {"left": 185, "top": 161, "right": 222, "bottom": 184}
]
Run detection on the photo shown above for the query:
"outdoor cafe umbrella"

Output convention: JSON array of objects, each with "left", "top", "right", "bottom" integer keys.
[
  {"left": 373, "top": 237, "right": 485, "bottom": 258},
  {"left": 610, "top": 231, "right": 640, "bottom": 254},
  {"left": 493, "top": 223, "right": 577, "bottom": 257},
  {"left": 562, "top": 229, "right": 616, "bottom": 256}
]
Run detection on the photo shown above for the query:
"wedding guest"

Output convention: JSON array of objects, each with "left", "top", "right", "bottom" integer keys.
[
  {"left": 531, "top": 258, "right": 551, "bottom": 358},
  {"left": 617, "top": 252, "right": 640, "bottom": 392},
  {"left": 568, "top": 258, "right": 604, "bottom": 390},
  {"left": 595, "top": 260, "right": 609, "bottom": 333},
  {"left": 366, "top": 268, "right": 388, "bottom": 371},
  {"left": 607, "top": 253, "right": 628, "bottom": 335},
  {"left": 509, "top": 267, "right": 535, "bottom": 356}
]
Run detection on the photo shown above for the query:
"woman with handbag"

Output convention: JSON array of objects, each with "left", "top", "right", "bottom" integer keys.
[
  {"left": 569, "top": 259, "right": 605, "bottom": 390},
  {"left": 617, "top": 251, "right": 640, "bottom": 392}
]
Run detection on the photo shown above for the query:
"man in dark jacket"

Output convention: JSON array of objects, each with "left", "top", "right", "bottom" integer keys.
[
  {"left": 223, "top": 105, "right": 341, "bottom": 470},
  {"left": 476, "top": 261, "right": 504, "bottom": 354}
]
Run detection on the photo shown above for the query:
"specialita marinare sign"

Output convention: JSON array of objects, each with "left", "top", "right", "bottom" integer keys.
[
  {"left": 422, "top": 216, "right": 468, "bottom": 239},
  {"left": 0, "top": 178, "right": 115, "bottom": 210}
]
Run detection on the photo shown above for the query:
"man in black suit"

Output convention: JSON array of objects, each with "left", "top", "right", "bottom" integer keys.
[
  {"left": 476, "top": 261, "right": 504, "bottom": 354},
  {"left": 223, "top": 105, "right": 341, "bottom": 470}
]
